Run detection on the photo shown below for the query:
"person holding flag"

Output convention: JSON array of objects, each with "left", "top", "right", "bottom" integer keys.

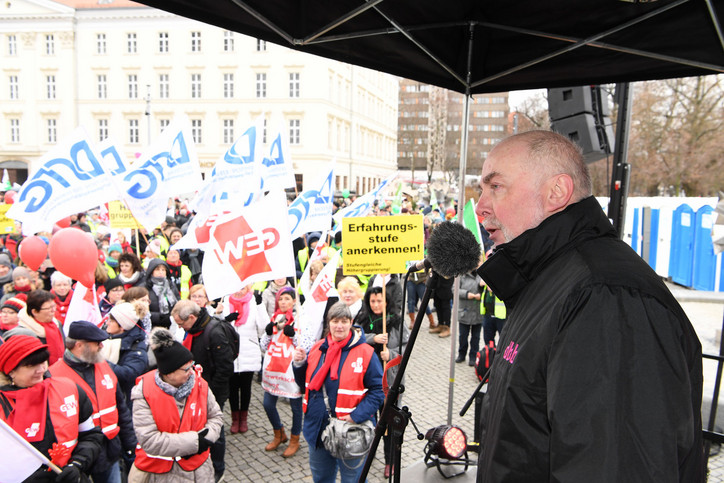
[{"left": 0, "top": 334, "right": 103, "bottom": 482}]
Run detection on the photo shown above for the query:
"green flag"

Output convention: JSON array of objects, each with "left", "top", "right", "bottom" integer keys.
[{"left": 462, "top": 198, "right": 482, "bottom": 246}]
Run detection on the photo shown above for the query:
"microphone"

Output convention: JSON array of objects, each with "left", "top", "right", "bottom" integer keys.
[{"left": 407, "top": 221, "right": 481, "bottom": 278}]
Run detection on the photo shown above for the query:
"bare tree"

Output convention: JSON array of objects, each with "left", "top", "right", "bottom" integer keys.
[{"left": 427, "top": 86, "right": 448, "bottom": 183}]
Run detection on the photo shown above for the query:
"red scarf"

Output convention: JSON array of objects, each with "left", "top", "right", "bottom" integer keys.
[
  {"left": 183, "top": 331, "right": 203, "bottom": 350},
  {"left": 40, "top": 321, "right": 64, "bottom": 365},
  {"left": 229, "top": 292, "right": 253, "bottom": 327},
  {"left": 308, "top": 332, "right": 352, "bottom": 392},
  {"left": 3, "top": 379, "right": 49, "bottom": 442}
]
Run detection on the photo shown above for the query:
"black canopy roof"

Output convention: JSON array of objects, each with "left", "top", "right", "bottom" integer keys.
[{"left": 136, "top": 0, "right": 723, "bottom": 94}]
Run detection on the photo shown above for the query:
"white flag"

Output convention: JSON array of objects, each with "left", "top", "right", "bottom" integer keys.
[
  {"left": 333, "top": 172, "right": 398, "bottom": 232},
  {"left": 64, "top": 283, "right": 102, "bottom": 335},
  {"left": 299, "top": 251, "right": 340, "bottom": 341},
  {"left": 287, "top": 162, "right": 335, "bottom": 239},
  {"left": 0, "top": 418, "right": 53, "bottom": 483},
  {"left": 259, "top": 121, "right": 296, "bottom": 192},
  {"left": 201, "top": 190, "right": 296, "bottom": 300}
]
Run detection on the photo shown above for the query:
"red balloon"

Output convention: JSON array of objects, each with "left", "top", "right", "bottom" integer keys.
[
  {"left": 18, "top": 236, "right": 48, "bottom": 271},
  {"left": 4, "top": 191, "right": 16, "bottom": 204},
  {"left": 56, "top": 216, "right": 71, "bottom": 229},
  {"left": 49, "top": 228, "right": 98, "bottom": 287}
]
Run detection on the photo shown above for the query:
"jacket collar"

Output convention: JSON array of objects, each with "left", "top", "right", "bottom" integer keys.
[{"left": 477, "top": 196, "right": 616, "bottom": 304}]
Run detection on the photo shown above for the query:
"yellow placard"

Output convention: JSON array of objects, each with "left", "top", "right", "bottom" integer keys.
[
  {"left": 342, "top": 214, "right": 424, "bottom": 274},
  {"left": 0, "top": 204, "right": 16, "bottom": 234},
  {"left": 108, "top": 200, "right": 140, "bottom": 229}
]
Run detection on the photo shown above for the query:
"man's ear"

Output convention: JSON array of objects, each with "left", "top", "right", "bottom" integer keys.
[{"left": 544, "top": 174, "right": 574, "bottom": 213}]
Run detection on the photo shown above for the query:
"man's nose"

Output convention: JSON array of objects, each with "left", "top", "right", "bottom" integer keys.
[{"left": 476, "top": 190, "right": 489, "bottom": 217}]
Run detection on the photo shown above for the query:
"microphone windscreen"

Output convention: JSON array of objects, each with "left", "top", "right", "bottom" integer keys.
[{"left": 426, "top": 221, "right": 481, "bottom": 278}]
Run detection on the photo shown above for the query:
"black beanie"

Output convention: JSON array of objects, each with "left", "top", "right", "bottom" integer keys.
[
  {"left": 151, "top": 328, "right": 193, "bottom": 375},
  {"left": 104, "top": 277, "right": 124, "bottom": 293}
]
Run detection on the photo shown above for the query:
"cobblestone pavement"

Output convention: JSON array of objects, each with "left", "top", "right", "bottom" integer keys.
[{"left": 220, "top": 287, "right": 724, "bottom": 482}]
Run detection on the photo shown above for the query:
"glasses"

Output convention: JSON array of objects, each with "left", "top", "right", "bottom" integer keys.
[
  {"left": 39, "top": 305, "right": 56, "bottom": 311},
  {"left": 181, "top": 362, "right": 195, "bottom": 373}
]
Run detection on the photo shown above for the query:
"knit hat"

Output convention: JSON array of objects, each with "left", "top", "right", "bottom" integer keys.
[
  {"left": 0, "top": 335, "right": 47, "bottom": 374},
  {"left": 151, "top": 328, "right": 193, "bottom": 375},
  {"left": 2, "top": 296, "right": 26, "bottom": 313},
  {"left": 109, "top": 302, "right": 139, "bottom": 331},
  {"left": 277, "top": 286, "right": 296, "bottom": 300},
  {"left": 107, "top": 243, "right": 123, "bottom": 255},
  {"left": 0, "top": 253, "right": 13, "bottom": 269},
  {"left": 12, "top": 266, "right": 31, "bottom": 282},
  {"left": 104, "top": 277, "right": 125, "bottom": 293},
  {"left": 146, "top": 239, "right": 163, "bottom": 256}
]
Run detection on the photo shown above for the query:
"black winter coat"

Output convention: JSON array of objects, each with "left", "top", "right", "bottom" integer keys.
[
  {"left": 186, "top": 308, "right": 235, "bottom": 406},
  {"left": 476, "top": 196, "right": 704, "bottom": 482}
]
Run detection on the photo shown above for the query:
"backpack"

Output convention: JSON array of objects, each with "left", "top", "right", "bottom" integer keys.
[
  {"left": 202, "top": 317, "right": 240, "bottom": 360},
  {"left": 475, "top": 340, "right": 496, "bottom": 382}
]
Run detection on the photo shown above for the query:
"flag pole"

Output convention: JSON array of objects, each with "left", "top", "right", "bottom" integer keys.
[{"left": 0, "top": 418, "right": 62, "bottom": 475}]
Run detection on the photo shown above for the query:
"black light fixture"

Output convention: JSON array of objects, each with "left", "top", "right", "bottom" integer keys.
[{"left": 423, "top": 425, "right": 474, "bottom": 478}]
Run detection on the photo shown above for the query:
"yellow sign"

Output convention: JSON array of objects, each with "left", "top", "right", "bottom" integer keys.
[
  {"left": 108, "top": 200, "right": 140, "bottom": 229},
  {"left": 343, "top": 214, "right": 424, "bottom": 274},
  {"left": 0, "top": 204, "right": 16, "bottom": 234}
]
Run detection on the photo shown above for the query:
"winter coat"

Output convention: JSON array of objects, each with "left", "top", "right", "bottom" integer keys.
[
  {"left": 457, "top": 272, "right": 483, "bottom": 326},
  {"left": 129, "top": 373, "right": 223, "bottom": 482},
  {"left": 476, "top": 196, "right": 704, "bottom": 482},
  {"left": 293, "top": 326, "right": 384, "bottom": 449},
  {"left": 107, "top": 325, "right": 149, "bottom": 404},
  {"left": 145, "top": 258, "right": 180, "bottom": 328},
  {"left": 51, "top": 354, "right": 137, "bottom": 472},
  {"left": 367, "top": 274, "right": 404, "bottom": 320},
  {"left": 220, "top": 296, "right": 269, "bottom": 373}
]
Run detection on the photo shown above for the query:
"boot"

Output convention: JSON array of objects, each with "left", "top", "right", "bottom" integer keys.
[
  {"left": 282, "top": 434, "right": 300, "bottom": 458},
  {"left": 230, "top": 411, "right": 241, "bottom": 434},
  {"left": 238, "top": 411, "right": 248, "bottom": 433},
  {"left": 265, "top": 427, "right": 288, "bottom": 451},
  {"left": 408, "top": 312, "right": 415, "bottom": 329},
  {"left": 429, "top": 325, "right": 443, "bottom": 334},
  {"left": 427, "top": 313, "right": 437, "bottom": 329},
  {"left": 438, "top": 325, "right": 451, "bottom": 338}
]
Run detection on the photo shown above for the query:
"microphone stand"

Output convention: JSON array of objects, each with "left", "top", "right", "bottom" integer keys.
[{"left": 358, "top": 269, "right": 441, "bottom": 483}]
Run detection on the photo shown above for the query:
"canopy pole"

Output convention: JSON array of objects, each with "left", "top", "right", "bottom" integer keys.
[{"left": 447, "top": 21, "right": 475, "bottom": 426}]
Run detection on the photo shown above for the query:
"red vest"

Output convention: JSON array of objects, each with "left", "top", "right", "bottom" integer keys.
[
  {"left": 50, "top": 359, "right": 120, "bottom": 440},
  {"left": 303, "top": 340, "right": 373, "bottom": 417},
  {"left": 0, "top": 377, "right": 80, "bottom": 467},
  {"left": 133, "top": 369, "right": 210, "bottom": 473}
]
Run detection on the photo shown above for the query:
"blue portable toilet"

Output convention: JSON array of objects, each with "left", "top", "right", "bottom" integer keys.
[
  {"left": 631, "top": 208, "right": 640, "bottom": 255},
  {"left": 692, "top": 205, "right": 716, "bottom": 291},
  {"left": 647, "top": 208, "right": 660, "bottom": 271},
  {"left": 669, "top": 204, "right": 695, "bottom": 287}
]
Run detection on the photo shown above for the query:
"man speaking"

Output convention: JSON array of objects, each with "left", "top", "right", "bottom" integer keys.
[{"left": 475, "top": 131, "right": 704, "bottom": 481}]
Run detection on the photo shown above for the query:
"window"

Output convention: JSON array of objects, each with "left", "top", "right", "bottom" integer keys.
[
  {"left": 98, "top": 119, "right": 108, "bottom": 141},
  {"left": 97, "top": 74, "right": 107, "bottom": 99},
  {"left": 128, "top": 74, "right": 138, "bottom": 99},
  {"left": 223, "top": 31, "right": 234, "bottom": 52},
  {"left": 46, "top": 75, "right": 56, "bottom": 100},
  {"left": 262, "top": 118, "right": 267, "bottom": 144},
  {"left": 129, "top": 119, "right": 139, "bottom": 144},
  {"left": 159, "top": 119, "right": 170, "bottom": 131},
  {"left": 191, "top": 73, "right": 201, "bottom": 99},
  {"left": 256, "top": 39, "right": 266, "bottom": 51},
  {"left": 289, "top": 72, "right": 300, "bottom": 98},
  {"left": 159, "top": 74, "right": 169, "bottom": 99},
  {"left": 127, "top": 33, "right": 137, "bottom": 54},
  {"left": 223, "top": 119, "right": 234, "bottom": 144},
  {"left": 8, "top": 35, "right": 17, "bottom": 56},
  {"left": 96, "top": 33, "right": 106, "bottom": 54},
  {"left": 191, "top": 119, "right": 202, "bottom": 144},
  {"left": 159, "top": 32, "right": 169, "bottom": 53},
  {"left": 191, "top": 31, "right": 201, "bottom": 52},
  {"left": 223, "top": 73, "right": 234, "bottom": 99},
  {"left": 9, "top": 75, "right": 18, "bottom": 100},
  {"left": 9, "top": 119, "right": 20, "bottom": 143},
  {"left": 255, "top": 73, "right": 266, "bottom": 98},
  {"left": 47, "top": 119, "right": 57, "bottom": 144},
  {"left": 289, "top": 119, "right": 300, "bottom": 145},
  {"left": 45, "top": 35, "right": 54, "bottom": 55}
]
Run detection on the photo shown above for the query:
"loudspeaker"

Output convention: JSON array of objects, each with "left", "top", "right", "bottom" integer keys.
[{"left": 548, "top": 86, "right": 614, "bottom": 163}]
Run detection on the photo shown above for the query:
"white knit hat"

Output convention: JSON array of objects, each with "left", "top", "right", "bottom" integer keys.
[{"left": 109, "top": 302, "right": 139, "bottom": 331}]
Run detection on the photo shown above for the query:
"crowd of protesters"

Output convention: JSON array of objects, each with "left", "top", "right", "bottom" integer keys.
[{"left": 0, "top": 192, "right": 496, "bottom": 483}]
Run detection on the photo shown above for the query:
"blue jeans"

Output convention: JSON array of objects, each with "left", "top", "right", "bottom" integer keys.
[
  {"left": 92, "top": 460, "right": 121, "bottom": 483},
  {"left": 482, "top": 315, "right": 506, "bottom": 346},
  {"left": 308, "top": 440, "right": 367, "bottom": 483},
  {"left": 263, "top": 392, "right": 303, "bottom": 435},
  {"left": 458, "top": 324, "right": 482, "bottom": 362},
  {"left": 406, "top": 279, "right": 431, "bottom": 315}
]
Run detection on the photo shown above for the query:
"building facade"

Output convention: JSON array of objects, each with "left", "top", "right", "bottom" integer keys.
[{"left": 0, "top": 0, "right": 399, "bottom": 194}]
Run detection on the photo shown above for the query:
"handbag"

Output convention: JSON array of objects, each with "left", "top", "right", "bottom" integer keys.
[{"left": 321, "top": 417, "right": 376, "bottom": 461}]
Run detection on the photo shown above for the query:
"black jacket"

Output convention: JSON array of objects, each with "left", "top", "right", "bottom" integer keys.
[
  {"left": 187, "top": 308, "right": 235, "bottom": 406},
  {"left": 57, "top": 354, "right": 137, "bottom": 473},
  {"left": 476, "top": 196, "right": 704, "bottom": 482}
]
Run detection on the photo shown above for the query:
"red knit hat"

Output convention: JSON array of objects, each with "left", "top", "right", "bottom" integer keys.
[
  {"left": 0, "top": 335, "right": 47, "bottom": 374},
  {"left": 1, "top": 296, "right": 26, "bottom": 313}
]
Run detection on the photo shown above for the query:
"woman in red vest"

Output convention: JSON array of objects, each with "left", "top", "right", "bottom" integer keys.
[
  {"left": 292, "top": 301, "right": 385, "bottom": 483},
  {"left": 128, "top": 328, "right": 223, "bottom": 482},
  {"left": 0, "top": 334, "right": 103, "bottom": 482}
]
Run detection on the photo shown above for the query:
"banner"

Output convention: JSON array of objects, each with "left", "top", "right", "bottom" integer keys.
[
  {"left": 287, "top": 162, "right": 335, "bottom": 239},
  {"left": 0, "top": 418, "right": 53, "bottom": 483},
  {"left": 108, "top": 200, "right": 140, "bottom": 229},
  {"left": 0, "top": 204, "right": 16, "bottom": 234},
  {"left": 97, "top": 138, "right": 130, "bottom": 178},
  {"left": 298, "top": 251, "right": 340, "bottom": 341},
  {"left": 298, "top": 230, "right": 329, "bottom": 297},
  {"left": 119, "top": 116, "right": 202, "bottom": 232},
  {"left": 7, "top": 127, "right": 120, "bottom": 235},
  {"left": 201, "top": 190, "right": 296, "bottom": 300},
  {"left": 259, "top": 121, "right": 296, "bottom": 192}
]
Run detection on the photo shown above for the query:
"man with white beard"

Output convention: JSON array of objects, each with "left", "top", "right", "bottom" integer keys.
[{"left": 50, "top": 321, "right": 137, "bottom": 483}]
